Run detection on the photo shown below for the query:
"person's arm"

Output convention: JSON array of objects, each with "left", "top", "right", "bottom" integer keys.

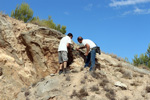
[
  {"left": 67, "top": 43, "right": 70, "bottom": 47},
  {"left": 85, "top": 44, "right": 90, "bottom": 56},
  {"left": 76, "top": 46, "right": 85, "bottom": 50},
  {"left": 67, "top": 37, "right": 72, "bottom": 49},
  {"left": 67, "top": 43, "right": 74, "bottom": 52}
]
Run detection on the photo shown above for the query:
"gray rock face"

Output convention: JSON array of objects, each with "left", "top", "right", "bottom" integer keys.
[{"left": 16, "top": 75, "right": 65, "bottom": 100}]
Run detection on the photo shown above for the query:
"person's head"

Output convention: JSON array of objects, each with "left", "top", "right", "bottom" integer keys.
[
  {"left": 77, "top": 36, "right": 83, "bottom": 43},
  {"left": 67, "top": 33, "right": 73, "bottom": 39}
]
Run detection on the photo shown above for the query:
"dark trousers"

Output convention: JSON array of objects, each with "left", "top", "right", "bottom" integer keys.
[{"left": 84, "top": 48, "right": 96, "bottom": 71}]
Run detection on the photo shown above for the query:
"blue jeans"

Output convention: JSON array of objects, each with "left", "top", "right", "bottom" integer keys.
[{"left": 84, "top": 48, "right": 96, "bottom": 71}]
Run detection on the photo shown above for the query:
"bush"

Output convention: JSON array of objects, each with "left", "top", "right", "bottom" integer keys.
[
  {"left": 30, "top": 16, "right": 66, "bottom": 34},
  {"left": 66, "top": 75, "right": 71, "bottom": 81},
  {"left": 11, "top": 2, "right": 33, "bottom": 22},
  {"left": 70, "top": 88, "right": 88, "bottom": 99},
  {"left": 109, "top": 53, "right": 128, "bottom": 62},
  {"left": 99, "top": 79, "right": 109, "bottom": 87},
  {"left": 105, "top": 89, "right": 116, "bottom": 100},
  {"left": 146, "top": 86, "right": 150, "bottom": 93},
  {"left": 0, "top": 11, "right": 3, "bottom": 15},
  {"left": 132, "top": 43, "right": 150, "bottom": 68},
  {"left": 80, "top": 79, "right": 85, "bottom": 84},
  {"left": 90, "top": 85, "right": 99, "bottom": 92},
  {"left": 11, "top": 3, "right": 67, "bottom": 34}
]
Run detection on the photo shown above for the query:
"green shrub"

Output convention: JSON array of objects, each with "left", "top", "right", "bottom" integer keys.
[
  {"left": 11, "top": 3, "right": 67, "bottom": 34},
  {"left": 11, "top": 2, "right": 33, "bottom": 22},
  {"left": 30, "top": 16, "right": 66, "bottom": 34},
  {"left": 132, "top": 43, "right": 150, "bottom": 69}
]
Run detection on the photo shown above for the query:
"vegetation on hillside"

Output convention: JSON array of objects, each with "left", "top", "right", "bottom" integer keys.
[
  {"left": 30, "top": 16, "right": 66, "bottom": 34},
  {"left": 11, "top": 3, "right": 33, "bottom": 23},
  {"left": 11, "top": 2, "right": 66, "bottom": 34},
  {"left": 132, "top": 44, "right": 150, "bottom": 68}
]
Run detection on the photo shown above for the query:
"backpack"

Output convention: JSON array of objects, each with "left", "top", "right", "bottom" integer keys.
[{"left": 96, "top": 46, "right": 101, "bottom": 55}]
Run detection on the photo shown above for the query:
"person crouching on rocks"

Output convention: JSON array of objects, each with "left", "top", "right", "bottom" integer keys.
[
  {"left": 76, "top": 36, "right": 96, "bottom": 71},
  {"left": 58, "top": 33, "right": 73, "bottom": 74}
]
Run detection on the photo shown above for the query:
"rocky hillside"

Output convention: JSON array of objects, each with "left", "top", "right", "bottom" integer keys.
[{"left": 0, "top": 14, "right": 150, "bottom": 100}]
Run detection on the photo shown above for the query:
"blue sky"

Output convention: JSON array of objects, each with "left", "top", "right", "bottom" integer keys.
[{"left": 1, "top": 0, "right": 150, "bottom": 62}]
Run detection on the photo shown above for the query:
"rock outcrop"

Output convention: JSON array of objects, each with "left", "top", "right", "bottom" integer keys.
[
  {"left": 0, "top": 14, "right": 65, "bottom": 100},
  {"left": 0, "top": 14, "right": 150, "bottom": 100}
]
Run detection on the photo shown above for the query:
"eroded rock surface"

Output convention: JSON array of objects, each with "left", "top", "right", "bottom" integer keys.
[{"left": 0, "top": 14, "right": 150, "bottom": 100}]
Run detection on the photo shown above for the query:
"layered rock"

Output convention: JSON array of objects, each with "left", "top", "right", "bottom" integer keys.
[{"left": 0, "top": 14, "right": 65, "bottom": 100}]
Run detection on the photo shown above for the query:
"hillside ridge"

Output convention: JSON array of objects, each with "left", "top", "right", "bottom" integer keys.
[{"left": 0, "top": 14, "right": 150, "bottom": 100}]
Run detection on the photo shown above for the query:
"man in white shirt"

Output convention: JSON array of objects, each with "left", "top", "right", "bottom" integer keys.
[
  {"left": 76, "top": 36, "right": 97, "bottom": 71},
  {"left": 58, "top": 33, "right": 73, "bottom": 74}
]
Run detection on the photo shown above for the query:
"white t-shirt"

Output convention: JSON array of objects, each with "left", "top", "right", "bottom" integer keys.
[
  {"left": 58, "top": 36, "right": 72, "bottom": 52},
  {"left": 82, "top": 39, "right": 96, "bottom": 49}
]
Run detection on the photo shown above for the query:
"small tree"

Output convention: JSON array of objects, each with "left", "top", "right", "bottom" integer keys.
[
  {"left": 148, "top": 61, "right": 150, "bottom": 68},
  {"left": 11, "top": 3, "right": 33, "bottom": 22},
  {"left": 147, "top": 44, "right": 150, "bottom": 68},
  {"left": 147, "top": 44, "right": 150, "bottom": 58},
  {"left": 132, "top": 43, "right": 150, "bottom": 68},
  {"left": 60, "top": 25, "right": 66, "bottom": 34},
  {"left": 133, "top": 55, "right": 140, "bottom": 66}
]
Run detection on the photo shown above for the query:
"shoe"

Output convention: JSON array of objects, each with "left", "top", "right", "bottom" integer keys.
[
  {"left": 84, "top": 65, "right": 88, "bottom": 68},
  {"left": 63, "top": 68, "right": 67, "bottom": 74},
  {"left": 89, "top": 66, "right": 96, "bottom": 72},
  {"left": 59, "top": 70, "right": 63, "bottom": 75},
  {"left": 89, "top": 67, "right": 96, "bottom": 72}
]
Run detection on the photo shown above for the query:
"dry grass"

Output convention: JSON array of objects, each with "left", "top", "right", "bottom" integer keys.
[
  {"left": 146, "top": 86, "right": 150, "bottom": 93},
  {"left": 80, "top": 67, "right": 84, "bottom": 71},
  {"left": 130, "top": 82, "right": 139, "bottom": 86},
  {"left": 99, "top": 78, "right": 116, "bottom": 100},
  {"left": 70, "top": 87, "right": 89, "bottom": 99},
  {"left": 109, "top": 53, "right": 126, "bottom": 62},
  {"left": 0, "top": 67, "right": 3, "bottom": 76},
  {"left": 116, "top": 57, "right": 124, "bottom": 62},
  {"left": 0, "top": 11, "right": 4, "bottom": 15},
  {"left": 105, "top": 92, "right": 116, "bottom": 100},
  {"left": 84, "top": 75, "right": 88, "bottom": 79},
  {"left": 99, "top": 79, "right": 109, "bottom": 87},
  {"left": 116, "top": 68, "right": 133, "bottom": 79},
  {"left": 109, "top": 53, "right": 117, "bottom": 59},
  {"left": 90, "top": 71, "right": 102, "bottom": 79},
  {"left": 122, "top": 70, "right": 133, "bottom": 79},
  {"left": 0, "top": 11, "right": 8, "bottom": 17},
  {"left": 105, "top": 88, "right": 116, "bottom": 100},
  {"left": 24, "top": 91, "right": 30, "bottom": 97},
  {"left": 123, "top": 96, "right": 129, "bottom": 100},
  {"left": 26, "top": 97, "right": 30, "bottom": 100},
  {"left": 117, "top": 63, "right": 123, "bottom": 67},
  {"left": 71, "top": 69, "right": 78, "bottom": 73},
  {"left": 40, "top": 78, "right": 45, "bottom": 82},
  {"left": 80, "top": 79, "right": 85, "bottom": 84},
  {"left": 90, "top": 85, "right": 99, "bottom": 92},
  {"left": 138, "top": 64, "right": 150, "bottom": 70},
  {"left": 32, "top": 82, "right": 37, "bottom": 87},
  {"left": 78, "top": 87, "right": 89, "bottom": 99},
  {"left": 66, "top": 75, "right": 71, "bottom": 81},
  {"left": 30, "top": 20, "right": 47, "bottom": 27},
  {"left": 115, "top": 68, "right": 125, "bottom": 74},
  {"left": 70, "top": 90, "right": 78, "bottom": 99}
]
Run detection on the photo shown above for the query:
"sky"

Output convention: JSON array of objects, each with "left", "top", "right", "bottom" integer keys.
[{"left": 0, "top": 0, "right": 150, "bottom": 62}]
